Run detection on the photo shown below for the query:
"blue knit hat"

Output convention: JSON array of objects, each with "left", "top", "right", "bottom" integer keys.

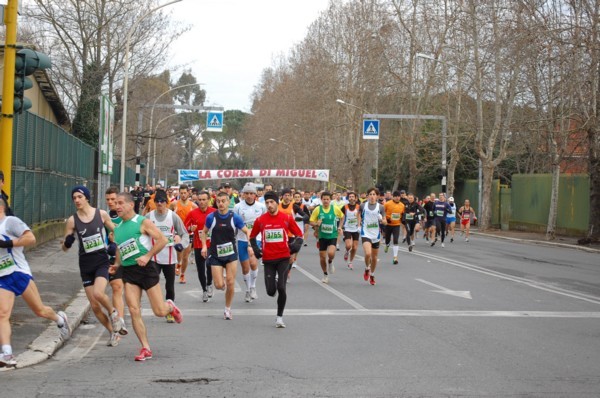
[{"left": 71, "top": 185, "right": 91, "bottom": 201}]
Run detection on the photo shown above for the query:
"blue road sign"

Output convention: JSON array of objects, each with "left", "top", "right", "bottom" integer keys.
[
  {"left": 363, "top": 119, "right": 380, "bottom": 140},
  {"left": 206, "top": 111, "right": 224, "bottom": 132}
]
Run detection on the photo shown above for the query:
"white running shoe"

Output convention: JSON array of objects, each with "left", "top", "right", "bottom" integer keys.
[
  {"left": 465, "top": 238, "right": 469, "bottom": 242},
  {"left": 250, "top": 287, "right": 258, "bottom": 300},
  {"left": 321, "top": 275, "right": 329, "bottom": 284},
  {"left": 245, "top": 290, "right": 252, "bottom": 302},
  {"left": 57, "top": 311, "right": 71, "bottom": 341},
  {"left": 276, "top": 317, "right": 286, "bottom": 328},
  {"left": 207, "top": 284, "right": 214, "bottom": 297},
  {"left": 110, "top": 309, "right": 122, "bottom": 333},
  {"left": 0, "top": 353, "right": 17, "bottom": 367},
  {"left": 328, "top": 261, "right": 335, "bottom": 274},
  {"left": 292, "top": 262, "right": 297, "bottom": 268},
  {"left": 118, "top": 318, "right": 128, "bottom": 335},
  {"left": 203, "top": 291, "right": 209, "bottom": 302},
  {"left": 224, "top": 309, "right": 232, "bottom": 320},
  {"left": 441, "top": 243, "right": 445, "bottom": 248},
  {"left": 107, "top": 332, "right": 120, "bottom": 347}
]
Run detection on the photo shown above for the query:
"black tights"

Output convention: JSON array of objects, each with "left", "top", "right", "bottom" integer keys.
[
  {"left": 194, "top": 248, "right": 212, "bottom": 291},
  {"left": 436, "top": 220, "right": 447, "bottom": 242},
  {"left": 384, "top": 225, "right": 400, "bottom": 246},
  {"left": 405, "top": 221, "right": 417, "bottom": 246},
  {"left": 264, "top": 259, "right": 291, "bottom": 317},
  {"left": 154, "top": 263, "right": 175, "bottom": 301}
]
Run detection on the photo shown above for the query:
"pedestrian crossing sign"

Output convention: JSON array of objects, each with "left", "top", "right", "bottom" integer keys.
[
  {"left": 363, "top": 119, "right": 380, "bottom": 140},
  {"left": 206, "top": 111, "right": 224, "bottom": 132}
]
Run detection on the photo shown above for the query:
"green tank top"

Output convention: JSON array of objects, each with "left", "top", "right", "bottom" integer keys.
[
  {"left": 317, "top": 205, "right": 338, "bottom": 239},
  {"left": 113, "top": 214, "right": 150, "bottom": 266}
]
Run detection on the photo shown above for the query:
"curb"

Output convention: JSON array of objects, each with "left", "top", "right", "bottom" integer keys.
[
  {"left": 471, "top": 231, "right": 600, "bottom": 254},
  {"left": 2, "top": 288, "right": 91, "bottom": 371}
]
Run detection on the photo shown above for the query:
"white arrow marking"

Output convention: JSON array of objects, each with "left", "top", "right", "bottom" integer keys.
[{"left": 416, "top": 278, "right": 472, "bottom": 299}]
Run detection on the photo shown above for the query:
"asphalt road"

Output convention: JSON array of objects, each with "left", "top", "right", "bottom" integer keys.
[{"left": 2, "top": 232, "right": 600, "bottom": 397}]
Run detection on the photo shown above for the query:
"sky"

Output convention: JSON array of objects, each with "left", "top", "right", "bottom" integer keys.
[{"left": 168, "top": 0, "right": 331, "bottom": 113}]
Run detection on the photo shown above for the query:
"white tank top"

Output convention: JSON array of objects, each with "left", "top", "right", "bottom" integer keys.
[
  {"left": 233, "top": 200, "right": 266, "bottom": 242},
  {"left": 360, "top": 203, "right": 382, "bottom": 242},
  {"left": 343, "top": 204, "right": 360, "bottom": 233},
  {"left": 147, "top": 210, "right": 176, "bottom": 265},
  {"left": 0, "top": 216, "right": 32, "bottom": 277}
]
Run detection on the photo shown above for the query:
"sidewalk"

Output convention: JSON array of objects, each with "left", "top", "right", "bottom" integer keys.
[{"left": 471, "top": 228, "right": 600, "bottom": 253}]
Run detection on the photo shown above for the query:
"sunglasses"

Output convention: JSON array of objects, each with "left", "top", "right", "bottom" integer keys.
[{"left": 156, "top": 199, "right": 167, "bottom": 203}]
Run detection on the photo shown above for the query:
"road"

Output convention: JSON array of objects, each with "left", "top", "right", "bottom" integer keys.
[{"left": 2, "top": 233, "right": 600, "bottom": 397}]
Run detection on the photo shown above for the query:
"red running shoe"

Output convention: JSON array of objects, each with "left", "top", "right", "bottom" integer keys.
[
  {"left": 134, "top": 347, "right": 153, "bottom": 361},
  {"left": 363, "top": 268, "right": 370, "bottom": 281},
  {"left": 166, "top": 299, "right": 183, "bottom": 323},
  {"left": 369, "top": 275, "right": 376, "bottom": 286}
]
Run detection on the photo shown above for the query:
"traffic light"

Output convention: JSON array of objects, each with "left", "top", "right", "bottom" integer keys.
[{"left": 14, "top": 49, "right": 51, "bottom": 113}]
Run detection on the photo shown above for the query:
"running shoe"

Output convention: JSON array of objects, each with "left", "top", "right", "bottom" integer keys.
[
  {"left": 344, "top": 250, "right": 349, "bottom": 261},
  {"left": 292, "top": 262, "right": 297, "bottom": 269},
  {"left": 275, "top": 317, "right": 286, "bottom": 328},
  {"left": 175, "top": 264, "right": 181, "bottom": 276},
  {"left": 347, "top": 262, "right": 353, "bottom": 270},
  {"left": 465, "top": 237, "right": 469, "bottom": 242},
  {"left": 250, "top": 287, "right": 258, "bottom": 300},
  {"left": 224, "top": 308, "right": 232, "bottom": 320},
  {"left": 207, "top": 284, "right": 214, "bottom": 298},
  {"left": 336, "top": 244, "right": 340, "bottom": 251},
  {"left": 167, "top": 299, "right": 183, "bottom": 323},
  {"left": 303, "top": 242, "right": 307, "bottom": 247},
  {"left": 384, "top": 244, "right": 389, "bottom": 253},
  {"left": 108, "top": 332, "right": 120, "bottom": 347},
  {"left": 202, "top": 291, "right": 209, "bottom": 302},
  {"left": 245, "top": 290, "right": 252, "bottom": 302},
  {"left": 0, "top": 353, "right": 16, "bottom": 367},
  {"left": 118, "top": 318, "right": 128, "bottom": 336},
  {"left": 430, "top": 240, "right": 435, "bottom": 247},
  {"left": 441, "top": 243, "right": 445, "bottom": 248},
  {"left": 363, "top": 268, "right": 370, "bottom": 281},
  {"left": 110, "top": 309, "right": 122, "bottom": 333},
  {"left": 179, "top": 274, "right": 186, "bottom": 284},
  {"left": 408, "top": 245, "right": 413, "bottom": 252},
  {"left": 134, "top": 347, "right": 153, "bottom": 361},
  {"left": 450, "top": 238, "right": 454, "bottom": 243},
  {"left": 369, "top": 275, "right": 376, "bottom": 286},
  {"left": 393, "top": 257, "right": 398, "bottom": 265},
  {"left": 328, "top": 260, "right": 335, "bottom": 274},
  {"left": 166, "top": 314, "right": 175, "bottom": 323},
  {"left": 57, "top": 311, "right": 71, "bottom": 341},
  {"left": 402, "top": 237, "right": 406, "bottom": 243},
  {"left": 321, "top": 275, "right": 329, "bottom": 284}
]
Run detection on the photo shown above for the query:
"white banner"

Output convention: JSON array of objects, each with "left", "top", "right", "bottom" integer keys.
[{"left": 178, "top": 169, "right": 330, "bottom": 183}]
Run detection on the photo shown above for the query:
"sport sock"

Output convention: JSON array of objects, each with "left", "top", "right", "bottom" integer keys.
[
  {"left": 2, "top": 345, "right": 12, "bottom": 355},
  {"left": 250, "top": 269, "right": 259, "bottom": 288},
  {"left": 392, "top": 245, "right": 399, "bottom": 257},
  {"left": 242, "top": 272, "right": 250, "bottom": 290}
]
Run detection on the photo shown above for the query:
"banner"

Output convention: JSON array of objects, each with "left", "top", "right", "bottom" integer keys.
[
  {"left": 178, "top": 169, "right": 330, "bottom": 183},
  {"left": 98, "top": 94, "right": 114, "bottom": 174}
]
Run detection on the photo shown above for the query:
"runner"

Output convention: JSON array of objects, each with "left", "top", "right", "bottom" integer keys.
[
  {"left": 399, "top": 190, "right": 410, "bottom": 242},
  {"left": 200, "top": 192, "right": 251, "bottom": 320},
  {"left": 293, "top": 191, "right": 311, "bottom": 254},
  {"left": 105, "top": 186, "right": 128, "bottom": 336},
  {"left": 360, "top": 187, "right": 387, "bottom": 286},
  {"left": 147, "top": 189, "right": 189, "bottom": 323},
  {"left": 62, "top": 185, "right": 123, "bottom": 346},
  {"left": 184, "top": 191, "right": 216, "bottom": 302},
  {"left": 278, "top": 189, "right": 308, "bottom": 276},
  {"left": 446, "top": 196, "right": 457, "bottom": 243},
  {"left": 250, "top": 191, "right": 303, "bottom": 328},
  {"left": 433, "top": 193, "right": 453, "bottom": 248},
  {"left": 383, "top": 190, "right": 405, "bottom": 264},
  {"left": 169, "top": 185, "right": 197, "bottom": 283},
  {"left": 111, "top": 192, "right": 183, "bottom": 361},
  {"left": 0, "top": 198, "right": 71, "bottom": 368},
  {"left": 423, "top": 195, "right": 436, "bottom": 243},
  {"left": 309, "top": 191, "right": 344, "bottom": 284},
  {"left": 331, "top": 192, "right": 347, "bottom": 251},
  {"left": 0, "top": 171, "right": 13, "bottom": 216},
  {"left": 403, "top": 193, "right": 424, "bottom": 252},
  {"left": 458, "top": 199, "right": 477, "bottom": 242},
  {"left": 341, "top": 191, "right": 361, "bottom": 269},
  {"left": 233, "top": 183, "right": 266, "bottom": 303}
]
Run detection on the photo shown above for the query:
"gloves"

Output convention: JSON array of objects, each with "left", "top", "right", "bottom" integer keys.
[
  {"left": 289, "top": 238, "right": 303, "bottom": 254},
  {"left": 107, "top": 242, "right": 118, "bottom": 256},
  {"left": 0, "top": 239, "right": 13, "bottom": 249},
  {"left": 250, "top": 238, "right": 262, "bottom": 259},
  {"left": 174, "top": 243, "right": 184, "bottom": 252},
  {"left": 64, "top": 234, "right": 75, "bottom": 248}
]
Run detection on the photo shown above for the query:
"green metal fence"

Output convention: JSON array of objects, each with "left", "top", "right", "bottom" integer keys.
[{"left": 9, "top": 111, "right": 142, "bottom": 226}]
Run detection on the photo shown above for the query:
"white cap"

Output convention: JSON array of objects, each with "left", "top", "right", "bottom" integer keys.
[
  {"left": 242, "top": 183, "right": 257, "bottom": 193},
  {"left": 449, "top": 196, "right": 454, "bottom": 202}
]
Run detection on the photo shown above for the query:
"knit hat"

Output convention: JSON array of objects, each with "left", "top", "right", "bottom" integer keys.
[
  {"left": 242, "top": 183, "right": 257, "bottom": 193},
  {"left": 71, "top": 185, "right": 90, "bottom": 201},
  {"left": 263, "top": 190, "right": 279, "bottom": 204}
]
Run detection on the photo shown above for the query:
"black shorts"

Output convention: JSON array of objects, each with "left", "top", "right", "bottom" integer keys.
[
  {"left": 425, "top": 220, "right": 434, "bottom": 228},
  {"left": 80, "top": 263, "right": 109, "bottom": 288},
  {"left": 318, "top": 238, "right": 338, "bottom": 251},
  {"left": 122, "top": 261, "right": 160, "bottom": 291},
  {"left": 207, "top": 253, "right": 238, "bottom": 267},
  {"left": 361, "top": 237, "right": 380, "bottom": 249},
  {"left": 108, "top": 263, "right": 123, "bottom": 282},
  {"left": 343, "top": 231, "right": 360, "bottom": 241}
]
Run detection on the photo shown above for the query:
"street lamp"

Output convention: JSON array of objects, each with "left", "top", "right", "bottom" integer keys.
[
  {"left": 120, "top": 0, "right": 183, "bottom": 191},
  {"left": 269, "top": 138, "right": 297, "bottom": 187}
]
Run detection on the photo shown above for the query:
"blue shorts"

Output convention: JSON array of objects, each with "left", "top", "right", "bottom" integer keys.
[
  {"left": 207, "top": 253, "right": 238, "bottom": 267},
  {"left": 0, "top": 272, "right": 33, "bottom": 296},
  {"left": 238, "top": 241, "right": 251, "bottom": 262},
  {"left": 446, "top": 217, "right": 456, "bottom": 223}
]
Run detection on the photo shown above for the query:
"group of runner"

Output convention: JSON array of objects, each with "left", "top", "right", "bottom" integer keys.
[{"left": 0, "top": 181, "right": 477, "bottom": 367}]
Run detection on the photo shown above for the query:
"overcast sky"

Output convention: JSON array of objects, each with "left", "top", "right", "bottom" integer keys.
[{"left": 168, "top": 0, "right": 331, "bottom": 113}]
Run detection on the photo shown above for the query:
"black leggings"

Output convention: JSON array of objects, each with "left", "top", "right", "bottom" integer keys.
[
  {"left": 405, "top": 221, "right": 417, "bottom": 246},
  {"left": 264, "top": 259, "right": 291, "bottom": 317},
  {"left": 194, "top": 248, "right": 212, "bottom": 292},
  {"left": 384, "top": 225, "right": 400, "bottom": 245},
  {"left": 435, "top": 220, "right": 447, "bottom": 242},
  {"left": 154, "top": 262, "right": 175, "bottom": 301}
]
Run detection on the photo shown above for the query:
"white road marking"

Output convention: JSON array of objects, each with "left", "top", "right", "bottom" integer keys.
[
  {"left": 415, "top": 278, "right": 473, "bottom": 299},
  {"left": 403, "top": 248, "right": 600, "bottom": 305},
  {"left": 295, "top": 265, "right": 367, "bottom": 310},
  {"left": 142, "top": 308, "right": 600, "bottom": 318}
]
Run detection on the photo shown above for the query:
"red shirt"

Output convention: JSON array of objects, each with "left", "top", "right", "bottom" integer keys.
[
  {"left": 184, "top": 206, "right": 217, "bottom": 249},
  {"left": 250, "top": 210, "right": 303, "bottom": 262}
]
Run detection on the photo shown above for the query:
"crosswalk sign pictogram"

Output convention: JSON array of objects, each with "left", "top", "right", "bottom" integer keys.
[
  {"left": 206, "top": 111, "right": 224, "bottom": 132},
  {"left": 363, "top": 119, "right": 380, "bottom": 140}
]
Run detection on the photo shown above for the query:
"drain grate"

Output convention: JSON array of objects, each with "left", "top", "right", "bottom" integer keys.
[{"left": 153, "top": 378, "right": 218, "bottom": 384}]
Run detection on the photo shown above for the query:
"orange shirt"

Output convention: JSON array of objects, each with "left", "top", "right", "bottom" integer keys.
[
  {"left": 174, "top": 200, "right": 195, "bottom": 224},
  {"left": 384, "top": 200, "right": 405, "bottom": 226}
]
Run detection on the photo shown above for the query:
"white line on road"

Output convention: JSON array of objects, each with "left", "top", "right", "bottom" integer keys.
[
  {"left": 142, "top": 308, "right": 600, "bottom": 318},
  {"left": 294, "top": 266, "right": 367, "bottom": 310},
  {"left": 415, "top": 278, "right": 472, "bottom": 299}
]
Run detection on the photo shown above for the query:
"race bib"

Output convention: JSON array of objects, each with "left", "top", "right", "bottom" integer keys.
[
  {"left": 245, "top": 221, "right": 254, "bottom": 230},
  {"left": 428, "top": 211, "right": 434, "bottom": 217},
  {"left": 391, "top": 213, "right": 401, "bottom": 221},
  {"left": 320, "top": 223, "right": 334, "bottom": 234},
  {"left": 405, "top": 213, "right": 414, "bottom": 220},
  {"left": 366, "top": 222, "right": 379, "bottom": 230},
  {"left": 82, "top": 233, "right": 104, "bottom": 254},
  {"left": 436, "top": 210, "right": 445, "bottom": 217},
  {"left": 217, "top": 242, "right": 235, "bottom": 257},
  {"left": 118, "top": 238, "right": 141, "bottom": 261},
  {"left": 463, "top": 214, "right": 470, "bottom": 219},
  {"left": 166, "top": 234, "right": 175, "bottom": 247},
  {"left": 0, "top": 253, "right": 16, "bottom": 273},
  {"left": 265, "top": 228, "right": 284, "bottom": 243},
  {"left": 347, "top": 218, "right": 358, "bottom": 226}
]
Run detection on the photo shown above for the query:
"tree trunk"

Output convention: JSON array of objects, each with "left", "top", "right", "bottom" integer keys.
[
  {"left": 479, "top": 162, "right": 494, "bottom": 231},
  {"left": 588, "top": 127, "right": 600, "bottom": 241},
  {"left": 546, "top": 161, "right": 560, "bottom": 241}
]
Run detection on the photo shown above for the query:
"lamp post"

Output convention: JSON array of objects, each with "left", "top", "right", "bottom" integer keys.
[
  {"left": 336, "top": 99, "right": 378, "bottom": 184},
  {"left": 120, "top": 0, "right": 183, "bottom": 191},
  {"left": 269, "top": 138, "right": 296, "bottom": 187}
]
